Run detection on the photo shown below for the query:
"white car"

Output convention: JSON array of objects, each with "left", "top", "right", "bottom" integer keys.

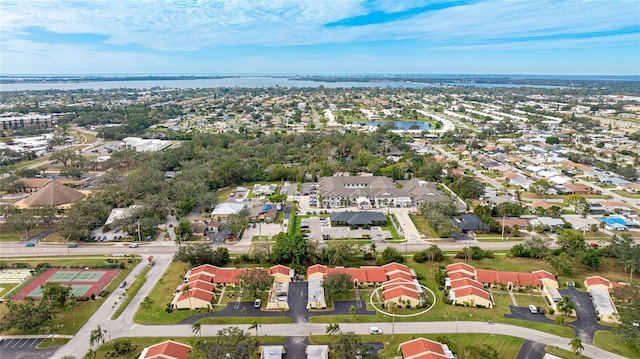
[
  {"left": 129, "top": 243, "right": 139, "bottom": 248},
  {"left": 369, "top": 327, "right": 382, "bottom": 334},
  {"left": 528, "top": 305, "right": 538, "bottom": 314}
]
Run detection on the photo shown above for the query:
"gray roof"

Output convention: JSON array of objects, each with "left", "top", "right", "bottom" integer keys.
[
  {"left": 307, "top": 277, "right": 325, "bottom": 307},
  {"left": 450, "top": 213, "right": 489, "bottom": 231},
  {"left": 306, "top": 345, "right": 329, "bottom": 359},
  {"left": 330, "top": 212, "right": 387, "bottom": 225},
  {"left": 399, "top": 179, "right": 449, "bottom": 203}
]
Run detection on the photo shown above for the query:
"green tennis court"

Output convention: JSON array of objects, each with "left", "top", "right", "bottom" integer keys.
[
  {"left": 28, "top": 284, "right": 92, "bottom": 298},
  {"left": 48, "top": 271, "right": 106, "bottom": 282}
]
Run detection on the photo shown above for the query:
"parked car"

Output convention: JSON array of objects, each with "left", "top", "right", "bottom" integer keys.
[
  {"left": 529, "top": 305, "right": 538, "bottom": 314},
  {"left": 537, "top": 307, "right": 545, "bottom": 314},
  {"left": 254, "top": 298, "right": 262, "bottom": 308},
  {"left": 68, "top": 243, "right": 77, "bottom": 248},
  {"left": 25, "top": 243, "right": 35, "bottom": 247},
  {"left": 369, "top": 327, "right": 382, "bottom": 334}
]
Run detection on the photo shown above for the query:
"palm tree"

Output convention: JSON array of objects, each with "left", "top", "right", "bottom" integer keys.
[
  {"left": 66, "top": 299, "right": 77, "bottom": 328},
  {"left": 555, "top": 316, "right": 567, "bottom": 334},
  {"left": 89, "top": 325, "right": 105, "bottom": 348},
  {"left": 182, "top": 285, "right": 192, "bottom": 309},
  {"left": 85, "top": 348, "right": 97, "bottom": 359},
  {"left": 349, "top": 305, "right": 356, "bottom": 318},
  {"left": 249, "top": 320, "right": 260, "bottom": 336},
  {"left": 557, "top": 296, "right": 575, "bottom": 317},
  {"left": 192, "top": 321, "right": 201, "bottom": 337},
  {"left": 569, "top": 337, "right": 584, "bottom": 356},
  {"left": 325, "top": 323, "right": 340, "bottom": 336}
]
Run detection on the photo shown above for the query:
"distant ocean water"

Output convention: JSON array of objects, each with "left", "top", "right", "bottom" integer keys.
[{"left": 0, "top": 76, "right": 569, "bottom": 91}]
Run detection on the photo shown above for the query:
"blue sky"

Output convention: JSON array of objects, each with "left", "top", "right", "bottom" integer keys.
[{"left": 1, "top": 0, "right": 639, "bottom": 75}]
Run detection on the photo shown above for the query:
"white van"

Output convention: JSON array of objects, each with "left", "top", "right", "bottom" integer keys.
[
  {"left": 369, "top": 327, "right": 382, "bottom": 334},
  {"left": 528, "top": 305, "right": 538, "bottom": 314}
]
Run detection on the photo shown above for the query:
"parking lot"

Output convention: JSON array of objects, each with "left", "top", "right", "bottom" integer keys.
[{"left": 0, "top": 338, "right": 58, "bottom": 359}]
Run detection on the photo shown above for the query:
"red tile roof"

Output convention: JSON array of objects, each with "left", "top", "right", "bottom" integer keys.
[
  {"left": 175, "top": 287, "right": 214, "bottom": 303},
  {"left": 448, "top": 271, "right": 472, "bottom": 280},
  {"left": 399, "top": 338, "right": 449, "bottom": 359},
  {"left": 307, "top": 264, "right": 327, "bottom": 276},
  {"left": 143, "top": 340, "right": 192, "bottom": 359},
  {"left": 383, "top": 286, "right": 420, "bottom": 301},
  {"left": 361, "top": 266, "right": 387, "bottom": 283},
  {"left": 183, "top": 280, "right": 215, "bottom": 292},
  {"left": 451, "top": 286, "right": 491, "bottom": 302},
  {"left": 268, "top": 264, "right": 292, "bottom": 276},
  {"left": 446, "top": 262, "right": 476, "bottom": 274},
  {"left": 449, "top": 278, "right": 483, "bottom": 290}
]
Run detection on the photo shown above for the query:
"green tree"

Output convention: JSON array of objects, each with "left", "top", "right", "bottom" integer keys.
[
  {"left": 333, "top": 331, "right": 377, "bottom": 359},
  {"left": 580, "top": 247, "right": 602, "bottom": 271},
  {"left": 611, "top": 285, "right": 640, "bottom": 351},
  {"left": 381, "top": 247, "right": 404, "bottom": 264},
  {"left": 563, "top": 195, "right": 589, "bottom": 217},
  {"left": 545, "top": 136, "right": 560, "bottom": 145},
  {"left": 569, "top": 337, "right": 584, "bottom": 356},
  {"left": 238, "top": 268, "right": 273, "bottom": 298},
  {"left": 42, "top": 282, "right": 72, "bottom": 306},
  {"left": 556, "top": 229, "right": 586, "bottom": 256},
  {"left": 249, "top": 320, "right": 260, "bottom": 336},
  {"left": 174, "top": 218, "right": 192, "bottom": 238},
  {"left": 173, "top": 243, "right": 230, "bottom": 267},
  {"left": 0, "top": 299, "right": 54, "bottom": 332},
  {"left": 271, "top": 232, "right": 307, "bottom": 264},
  {"left": 555, "top": 316, "right": 567, "bottom": 334},
  {"left": 192, "top": 321, "right": 201, "bottom": 337},
  {"left": 201, "top": 326, "right": 257, "bottom": 359},
  {"left": 530, "top": 179, "right": 551, "bottom": 200},
  {"left": 557, "top": 296, "right": 575, "bottom": 317},
  {"left": 322, "top": 272, "right": 353, "bottom": 304},
  {"left": 89, "top": 325, "right": 105, "bottom": 348},
  {"left": 182, "top": 285, "right": 192, "bottom": 309},
  {"left": 349, "top": 305, "right": 356, "bottom": 317},
  {"left": 325, "top": 323, "right": 340, "bottom": 336}
]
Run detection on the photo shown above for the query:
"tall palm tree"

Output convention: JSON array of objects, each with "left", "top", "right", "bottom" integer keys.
[
  {"left": 555, "top": 316, "right": 567, "bottom": 334},
  {"left": 349, "top": 305, "right": 356, "bottom": 318},
  {"left": 249, "top": 320, "right": 260, "bottom": 336},
  {"left": 182, "top": 285, "right": 192, "bottom": 309},
  {"left": 89, "top": 325, "right": 105, "bottom": 348},
  {"left": 325, "top": 323, "right": 340, "bottom": 336},
  {"left": 569, "top": 337, "right": 584, "bottom": 356},
  {"left": 192, "top": 321, "right": 202, "bottom": 337}
]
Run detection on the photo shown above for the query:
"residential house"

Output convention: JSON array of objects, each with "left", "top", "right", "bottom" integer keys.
[
  {"left": 260, "top": 346, "right": 285, "bottom": 359},
  {"left": 211, "top": 202, "right": 247, "bottom": 222},
  {"left": 584, "top": 276, "right": 624, "bottom": 323},
  {"left": 450, "top": 213, "right": 490, "bottom": 233},
  {"left": 253, "top": 183, "right": 277, "bottom": 196},
  {"left": 306, "top": 345, "right": 329, "bottom": 359},
  {"left": 398, "top": 338, "right": 454, "bottom": 359},
  {"left": 138, "top": 340, "right": 192, "bottom": 359}
]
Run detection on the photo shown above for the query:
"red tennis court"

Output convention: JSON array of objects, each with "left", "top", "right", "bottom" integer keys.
[{"left": 12, "top": 268, "right": 119, "bottom": 300}]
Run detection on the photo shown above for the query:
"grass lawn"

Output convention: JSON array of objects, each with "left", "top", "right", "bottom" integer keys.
[
  {"left": 325, "top": 239, "right": 371, "bottom": 245},
  {"left": 383, "top": 214, "right": 402, "bottom": 239},
  {"left": 36, "top": 337, "right": 70, "bottom": 348},
  {"left": 312, "top": 333, "right": 522, "bottom": 359},
  {"left": 593, "top": 330, "right": 640, "bottom": 358},
  {"left": 0, "top": 282, "right": 19, "bottom": 297},
  {"left": 133, "top": 261, "right": 194, "bottom": 324},
  {"left": 91, "top": 335, "right": 286, "bottom": 359},
  {"left": 0, "top": 255, "right": 135, "bottom": 269},
  {"left": 612, "top": 190, "right": 640, "bottom": 199},
  {"left": 112, "top": 264, "right": 152, "bottom": 320},
  {"left": 0, "top": 228, "right": 49, "bottom": 242},
  {"left": 544, "top": 345, "right": 592, "bottom": 359}
]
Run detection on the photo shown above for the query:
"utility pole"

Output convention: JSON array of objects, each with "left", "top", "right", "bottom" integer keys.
[{"left": 137, "top": 220, "right": 141, "bottom": 242}]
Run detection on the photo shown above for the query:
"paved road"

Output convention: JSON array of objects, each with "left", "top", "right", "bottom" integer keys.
[
  {"left": 77, "top": 321, "right": 625, "bottom": 359},
  {"left": 52, "top": 253, "right": 174, "bottom": 358}
]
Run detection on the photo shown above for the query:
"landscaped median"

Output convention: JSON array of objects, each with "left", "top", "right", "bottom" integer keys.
[{"left": 111, "top": 264, "right": 152, "bottom": 320}]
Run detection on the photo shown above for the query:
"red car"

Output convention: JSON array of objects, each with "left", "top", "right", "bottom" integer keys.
[{"left": 226, "top": 234, "right": 236, "bottom": 240}]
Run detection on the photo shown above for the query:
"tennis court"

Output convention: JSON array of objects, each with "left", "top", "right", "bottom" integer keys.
[
  {"left": 27, "top": 284, "right": 93, "bottom": 298},
  {"left": 48, "top": 270, "right": 106, "bottom": 283},
  {"left": 12, "top": 269, "right": 119, "bottom": 300}
]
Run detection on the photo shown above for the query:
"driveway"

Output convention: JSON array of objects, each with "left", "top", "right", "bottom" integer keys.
[
  {"left": 560, "top": 288, "right": 609, "bottom": 344},
  {"left": 180, "top": 281, "right": 375, "bottom": 324},
  {"left": 0, "top": 338, "right": 58, "bottom": 359},
  {"left": 504, "top": 306, "right": 555, "bottom": 325},
  {"left": 516, "top": 340, "right": 546, "bottom": 359}
]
